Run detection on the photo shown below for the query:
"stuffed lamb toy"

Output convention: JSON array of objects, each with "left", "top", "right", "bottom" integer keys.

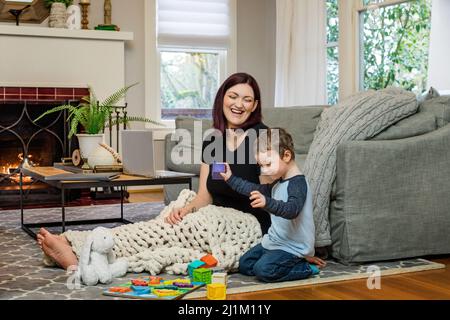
[{"left": 79, "top": 227, "right": 128, "bottom": 286}]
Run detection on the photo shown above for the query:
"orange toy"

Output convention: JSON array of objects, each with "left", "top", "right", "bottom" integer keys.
[
  {"left": 109, "top": 287, "right": 132, "bottom": 293},
  {"left": 200, "top": 254, "right": 218, "bottom": 268},
  {"left": 131, "top": 279, "right": 148, "bottom": 286},
  {"left": 149, "top": 276, "right": 163, "bottom": 285}
]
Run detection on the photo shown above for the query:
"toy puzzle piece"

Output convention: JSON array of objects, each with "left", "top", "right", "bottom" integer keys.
[{"left": 200, "top": 254, "right": 218, "bottom": 268}]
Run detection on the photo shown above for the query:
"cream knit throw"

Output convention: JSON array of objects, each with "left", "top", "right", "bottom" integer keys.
[{"left": 61, "top": 189, "right": 262, "bottom": 275}]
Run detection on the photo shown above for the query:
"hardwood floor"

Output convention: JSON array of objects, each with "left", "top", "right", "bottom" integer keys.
[{"left": 128, "top": 190, "right": 450, "bottom": 300}]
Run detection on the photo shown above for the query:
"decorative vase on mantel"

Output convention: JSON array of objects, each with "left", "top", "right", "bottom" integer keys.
[{"left": 49, "top": 2, "right": 68, "bottom": 28}]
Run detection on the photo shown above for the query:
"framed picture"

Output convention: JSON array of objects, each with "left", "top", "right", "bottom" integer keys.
[{"left": 0, "top": 0, "right": 49, "bottom": 24}]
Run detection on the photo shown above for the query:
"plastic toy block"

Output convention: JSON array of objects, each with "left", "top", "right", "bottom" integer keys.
[
  {"left": 200, "top": 254, "right": 218, "bottom": 268},
  {"left": 212, "top": 162, "right": 226, "bottom": 180},
  {"left": 188, "top": 260, "right": 206, "bottom": 277},
  {"left": 212, "top": 272, "right": 228, "bottom": 285},
  {"left": 193, "top": 268, "right": 212, "bottom": 284},
  {"left": 131, "top": 279, "right": 148, "bottom": 286},
  {"left": 207, "top": 283, "right": 226, "bottom": 300}
]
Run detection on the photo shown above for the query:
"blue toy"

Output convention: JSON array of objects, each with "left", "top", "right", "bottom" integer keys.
[{"left": 188, "top": 260, "right": 206, "bottom": 277}]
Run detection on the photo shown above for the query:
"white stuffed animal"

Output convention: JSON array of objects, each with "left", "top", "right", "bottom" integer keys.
[{"left": 79, "top": 227, "right": 128, "bottom": 286}]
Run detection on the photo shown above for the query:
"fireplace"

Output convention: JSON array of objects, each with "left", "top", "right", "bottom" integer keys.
[{"left": 0, "top": 86, "right": 88, "bottom": 208}]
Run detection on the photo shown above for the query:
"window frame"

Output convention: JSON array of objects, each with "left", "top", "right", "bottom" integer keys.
[{"left": 144, "top": 0, "right": 237, "bottom": 129}]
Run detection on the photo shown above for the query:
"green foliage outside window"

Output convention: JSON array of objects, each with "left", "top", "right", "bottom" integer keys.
[{"left": 361, "top": 0, "right": 432, "bottom": 94}]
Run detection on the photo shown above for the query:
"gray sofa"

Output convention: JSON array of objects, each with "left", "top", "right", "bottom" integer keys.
[{"left": 164, "top": 96, "right": 450, "bottom": 264}]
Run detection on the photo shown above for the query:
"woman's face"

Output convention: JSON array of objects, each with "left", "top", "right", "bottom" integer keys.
[{"left": 223, "top": 83, "right": 258, "bottom": 129}]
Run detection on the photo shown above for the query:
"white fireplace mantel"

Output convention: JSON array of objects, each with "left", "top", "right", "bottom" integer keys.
[
  {"left": 0, "top": 25, "right": 134, "bottom": 100},
  {"left": 0, "top": 25, "right": 133, "bottom": 41}
]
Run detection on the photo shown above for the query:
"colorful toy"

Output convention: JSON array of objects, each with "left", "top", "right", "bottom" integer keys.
[
  {"left": 207, "top": 283, "right": 226, "bottom": 300},
  {"left": 109, "top": 287, "right": 132, "bottom": 293},
  {"left": 131, "top": 286, "right": 151, "bottom": 295},
  {"left": 149, "top": 276, "right": 163, "bottom": 285},
  {"left": 188, "top": 260, "right": 206, "bottom": 277},
  {"left": 200, "top": 254, "right": 218, "bottom": 268},
  {"left": 131, "top": 279, "right": 148, "bottom": 286},
  {"left": 193, "top": 268, "right": 212, "bottom": 284},
  {"left": 173, "top": 282, "right": 194, "bottom": 288},
  {"left": 212, "top": 272, "right": 228, "bottom": 285},
  {"left": 212, "top": 161, "right": 226, "bottom": 180},
  {"left": 103, "top": 278, "right": 206, "bottom": 300}
]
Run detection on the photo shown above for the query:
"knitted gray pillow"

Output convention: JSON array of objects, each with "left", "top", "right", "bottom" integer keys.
[{"left": 303, "top": 88, "right": 418, "bottom": 247}]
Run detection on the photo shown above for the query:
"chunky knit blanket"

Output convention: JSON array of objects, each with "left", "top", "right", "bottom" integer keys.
[
  {"left": 303, "top": 88, "right": 418, "bottom": 247},
  {"left": 63, "top": 189, "right": 262, "bottom": 275}
]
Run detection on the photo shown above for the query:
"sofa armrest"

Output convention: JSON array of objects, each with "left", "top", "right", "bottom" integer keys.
[
  {"left": 331, "top": 124, "right": 450, "bottom": 263},
  {"left": 164, "top": 132, "right": 178, "bottom": 170}
]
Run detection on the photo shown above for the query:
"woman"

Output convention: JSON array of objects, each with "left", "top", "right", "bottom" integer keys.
[
  {"left": 165, "top": 72, "right": 271, "bottom": 233},
  {"left": 37, "top": 73, "right": 271, "bottom": 270}
]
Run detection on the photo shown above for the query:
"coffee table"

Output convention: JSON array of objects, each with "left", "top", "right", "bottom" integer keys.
[{"left": 19, "top": 166, "right": 193, "bottom": 239}]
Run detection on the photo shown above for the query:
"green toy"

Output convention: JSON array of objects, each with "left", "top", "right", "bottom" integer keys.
[{"left": 193, "top": 268, "right": 212, "bottom": 284}]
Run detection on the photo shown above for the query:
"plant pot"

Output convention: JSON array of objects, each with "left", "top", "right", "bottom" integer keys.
[
  {"left": 49, "top": 2, "right": 68, "bottom": 28},
  {"left": 76, "top": 133, "right": 105, "bottom": 164}
]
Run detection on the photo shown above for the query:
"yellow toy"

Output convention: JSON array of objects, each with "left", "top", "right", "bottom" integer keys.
[
  {"left": 207, "top": 283, "right": 226, "bottom": 300},
  {"left": 153, "top": 289, "right": 181, "bottom": 297}
]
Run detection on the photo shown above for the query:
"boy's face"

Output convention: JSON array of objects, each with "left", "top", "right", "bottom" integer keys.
[{"left": 256, "top": 150, "right": 283, "bottom": 177}]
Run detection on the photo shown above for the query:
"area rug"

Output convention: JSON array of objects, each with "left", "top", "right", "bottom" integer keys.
[{"left": 0, "top": 203, "right": 445, "bottom": 300}]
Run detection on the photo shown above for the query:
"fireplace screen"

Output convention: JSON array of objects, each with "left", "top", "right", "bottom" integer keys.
[{"left": 0, "top": 100, "right": 69, "bottom": 206}]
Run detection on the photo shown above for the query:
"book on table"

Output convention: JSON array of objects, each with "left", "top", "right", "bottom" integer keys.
[{"left": 45, "top": 172, "right": 120, "bottom": 182}]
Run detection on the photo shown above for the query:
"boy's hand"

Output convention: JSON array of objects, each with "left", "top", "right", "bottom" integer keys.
[
  {"left": 305, "top": 256, "right": 327, "bottom": 268},
  {"left": 219, "top": 162, "right": 232, "bottom": 181},
  {"left": 250, "top": 191, "right": 266, "bottom": 208}
]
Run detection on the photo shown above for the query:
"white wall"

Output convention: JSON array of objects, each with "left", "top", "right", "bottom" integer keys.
[
  {"left": 0, "top": 0, "right": 277, "bottom": 115},
  {"left": 236, "top": 0, "right": 276, "bottom": 108},
  {"left": 427, "top": 0, "right": 450, "bottom": 92}
]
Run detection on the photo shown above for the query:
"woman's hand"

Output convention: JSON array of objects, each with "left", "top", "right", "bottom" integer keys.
[
  {"left": 165, "top": 207, "right": 190, "bottom": 225},
  {"left": 219, "top": 162, "right": 232, "bottom": 181},
  {"left": 249, "top": 191, "right": 266, "bottom": 208}
]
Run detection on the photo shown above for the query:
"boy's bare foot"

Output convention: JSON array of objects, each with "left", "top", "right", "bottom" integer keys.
[{"left": 37, "top": 228, "right": 78, "bottom": 270}]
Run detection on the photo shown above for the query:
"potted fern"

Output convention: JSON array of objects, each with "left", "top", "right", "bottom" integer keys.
[{"left": 34, "top": 83, "right": 162, "bottom": 162}]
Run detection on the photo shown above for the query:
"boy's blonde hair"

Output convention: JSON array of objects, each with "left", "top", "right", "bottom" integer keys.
[{"left": 256, "top": 127, "right": 295, "bottom": 160}]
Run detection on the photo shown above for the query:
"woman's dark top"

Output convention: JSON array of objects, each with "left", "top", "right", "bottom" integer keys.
[{"left": 201, "top": 122, "right": 271, "bottom": 234}]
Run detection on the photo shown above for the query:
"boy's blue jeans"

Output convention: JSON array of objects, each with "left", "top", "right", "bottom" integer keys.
[{"left": 239, "top": 244, "right": 313, "bottom": 283}]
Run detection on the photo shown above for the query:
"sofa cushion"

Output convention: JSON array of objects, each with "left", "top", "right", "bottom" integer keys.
[
  {"left": 263, "top": 106, "right": 325, "bottom": 154},
  {"left": 303, "top": 87, "right": 419, "bottom": 247},
  {"left": 371, "top": 111, "right": 437, "bottom": 140},
  {"left": 166, "top": 117, "right": 213, "bottom": 174},
  {"left": 419, "top": 96, "right": 450, "bottom": 128}
]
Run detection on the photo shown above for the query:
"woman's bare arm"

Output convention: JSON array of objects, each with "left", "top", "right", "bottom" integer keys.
[
  {"left": 165, "top": 163, "right": 212, "bottom": 224},
  {"left": 183, "top": 163, "right": 212, "bottom": 212}
]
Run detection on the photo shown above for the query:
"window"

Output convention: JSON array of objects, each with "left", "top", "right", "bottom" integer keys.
[
  {"left": 157, "top": 0, "right": 232, "bottom": 120},
  {"left": 359, "top": 0, "right": 432, "bottom": 94},
  {"left": 326, "top": 0, "right": 339, "bottom": 105},
  {"left": 160, "top": 50, "right": 221, "bottom": 119}
]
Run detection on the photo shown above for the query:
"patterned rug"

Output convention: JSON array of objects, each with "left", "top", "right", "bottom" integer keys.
[{"left": 0, "top": 203, "right": 445, "bottom": 300}]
